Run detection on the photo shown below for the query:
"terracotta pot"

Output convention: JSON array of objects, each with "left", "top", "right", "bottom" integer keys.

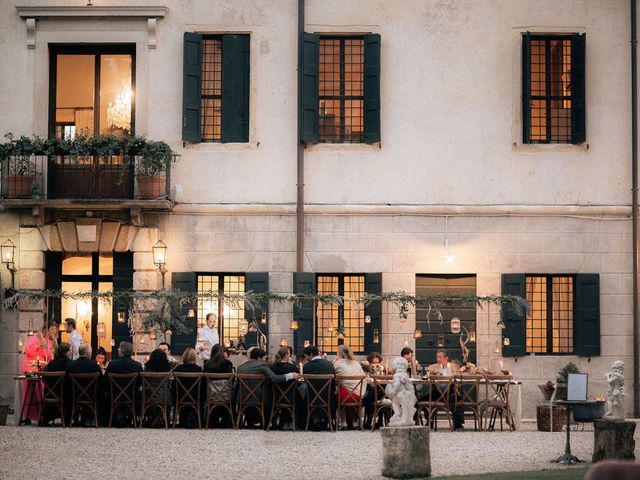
[
  {"left": 137, "top": 175, "right": 165, "bottom": 199},
  {"left": 6, "top": 175, "right": 35, "bottom": 198}
]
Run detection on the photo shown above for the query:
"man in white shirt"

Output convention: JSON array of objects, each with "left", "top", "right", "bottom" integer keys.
[
  {"left": 195, "top": 313, "right": 220, "bottom": 362},
  {"left": 65, "top": 318, "right": 83, "bottom": 360}
]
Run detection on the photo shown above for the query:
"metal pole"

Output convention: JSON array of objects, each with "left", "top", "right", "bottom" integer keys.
[
  {"left": 296, "top": 0, "right": 305, "bottom": 273},
  {"left": 631, "top": 0, "right": 639, "bottom": 418}
]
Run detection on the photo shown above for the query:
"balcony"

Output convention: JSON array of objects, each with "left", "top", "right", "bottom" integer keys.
[{"left": 0, "top": 135, "right": 178, "bottom": 213}]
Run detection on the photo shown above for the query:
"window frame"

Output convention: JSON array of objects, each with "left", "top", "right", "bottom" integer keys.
[
  {"left": 200, "top": 35, "right": 223, "bottom": 142},
  {"left": 525, "top": 273, "right": 576, "bottom": 355},
  {"left": 318, "top": 35, "right": 365, "bottom": 144},
  {"left": 315, "top": 273, "right": 366, "bottom": 354},
  {"left": 48, "top": 44, "right": 136, "bottom": 138},
  {"left": 196, "top": 272, "right": 245, "bottom": 345}
]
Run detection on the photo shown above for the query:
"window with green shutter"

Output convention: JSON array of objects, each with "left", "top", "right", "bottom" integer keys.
[
  {"left": 522, "top": 33, "right": 586, "bottom": 144},
  {"left": 182, "top": 33, "right": 250, "bottom": 143}
]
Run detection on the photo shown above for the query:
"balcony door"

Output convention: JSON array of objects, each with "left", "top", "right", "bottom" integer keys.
[{"left": 48, "top": 45, "right": 135, "bottom": 199}]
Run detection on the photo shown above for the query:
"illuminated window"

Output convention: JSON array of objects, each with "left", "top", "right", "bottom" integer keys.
[
  {"left": 201, "top": 37, "right": 223, "bottom": 142},
  {"left": 197, "top": 274, "right": 245, "bottom": 344},
  {"left": 316, "top": 274, "right": 365, "bottom": 353},
  {"left": 319, "top": 37, "right": 364, "bottom": 143},
  {"left": 526, "top": 275, "right": 574, "bottom": 353}
]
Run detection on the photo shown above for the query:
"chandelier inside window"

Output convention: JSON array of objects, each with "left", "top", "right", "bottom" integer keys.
[{"left": 107, "top": 82, "right": 132, "bottom": 133}]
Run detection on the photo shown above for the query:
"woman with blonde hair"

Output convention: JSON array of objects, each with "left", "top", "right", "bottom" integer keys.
[
  {"left": 333, "top": 344, "right": 366, "bottom": 429},
  {"left": 172, "top": 347, "right": 203, "bottom": 428}
]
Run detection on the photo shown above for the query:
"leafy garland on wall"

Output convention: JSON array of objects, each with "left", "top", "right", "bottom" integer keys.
[{"left": 2, "top": 288, "right": 526, "bottom": 337}]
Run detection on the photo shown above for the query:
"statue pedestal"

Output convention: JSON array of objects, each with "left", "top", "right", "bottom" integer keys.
[
  {"left": 593, "top": 419, "right": 636, "bottom": 463},
  {"left": 381, "top": 425, "right": 430, "bottom": 479}
]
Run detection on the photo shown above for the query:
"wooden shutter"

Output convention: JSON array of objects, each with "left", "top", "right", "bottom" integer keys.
[
  {"left": 501, "top": 274, "right": 526, "bottom": 357},
  {"left": 171, "top": 272, "right": 197, "bottom": 355},
  {"left": 244, "top": 272, "right": 269, "bottom": 349},
  {"left": 221, "top": 35, "right": 250, "bottom": 143},
  {"left": 571, "top": 33, "right": 586, "bottom": 144},
  {"left": 575, "top": 274, "right": 599, "bottom": 356},
  {"left": 182, "top": 32, "right": 203, "bottom": 143},
  {"left": 364, "top": 273, "right": 382, "bottom": 354},
  {"left": 300, "top": 33, "right": 319, "bottom": 144},
  {"left": 293, "top": 272, "right": 316, "bottom": 355},
  {"left": 363, "top": 34, "right": 381, "bottom": 144},
  {"left": 522, "top": 33, "right": 532, "bottom": 144},
  {"left": 45, "top": 252, "right": 63, "bottom": 331},
  {"left": 112, "top": 252, "right": 133, "bottom": 357}
]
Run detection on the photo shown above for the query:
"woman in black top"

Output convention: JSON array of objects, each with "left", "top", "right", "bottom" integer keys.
[
  {"left": 204, "top": 344, "right": 234, "bottom": 373},
  {"left": 145, "top": 348, "right": 171, "bottom": 372},
  {"left": 45, "top": 343, "right": 71, "bottom": 372},
  {"left": 269, "top": 347, "right": 300, "bottom": 429},
  {"left": 43, "top": 343, "right": 72, "bottom": 425}
]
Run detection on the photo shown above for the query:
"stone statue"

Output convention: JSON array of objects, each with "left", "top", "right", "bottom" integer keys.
[
  {"left": 603, "top": 360, "right": 625, "bottom": 421},
  {"left": 385, "top": 357, "right": 417, "bottom": 427}
]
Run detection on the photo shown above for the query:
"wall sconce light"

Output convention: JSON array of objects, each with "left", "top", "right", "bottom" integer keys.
[
  {"left": 261, "top": 310, "right": 267, "bottom": 324},
  {"left": 468, "top": 330, "right": 476, "bottom": 343},
  {"left": 373, "top": 329, "right": 380, "bottom": 344},
  {"left": 413, "top": 329, "right": 422, "bottom": 339},
  {"left": 289, "top": 319, "right": 299, "bottom": 331},
  {"left": 152, "top": 240, "right": 167, "bottom": 287},
  {"left": 365, "top": 315, "right": 371, "bottom": 324},
  {"left": 303, "top": 339, "right": 311, "bottom": 348},
  {"left": 117, "top": 310, "right": 126, "bottom": 324},
  {"left": 279, "top": 338, "right": 289, "bottom": 347},
  {"left": 437, "top": 335, "right": 445, "bottom": 348},
  {"left": 1, "top": 239, "right": 17, "bottom": 288},
  {"left": 450, "top": 317, "right": 461, "bottom": 334}
]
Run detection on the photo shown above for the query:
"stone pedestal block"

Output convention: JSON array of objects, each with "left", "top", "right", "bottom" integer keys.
[
  {"left": 593, "top": 419, "right": 636, "bottom": 463},
  {"left": 381, "top": 425, "right": 430, "bottom": 479}
]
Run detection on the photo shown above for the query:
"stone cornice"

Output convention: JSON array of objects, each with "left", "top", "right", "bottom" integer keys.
[{"left": 16, "top": 5, "right": 167, "bottom": 19}]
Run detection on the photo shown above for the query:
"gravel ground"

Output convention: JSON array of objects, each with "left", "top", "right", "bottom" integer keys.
[{"left": 0, "top": 425, "right": 638, "bottom": 479}]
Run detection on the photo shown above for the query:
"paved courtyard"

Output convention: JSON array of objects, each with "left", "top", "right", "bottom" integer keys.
[{"left": 2, "top": 425, "right": 637, "bottom": 479}]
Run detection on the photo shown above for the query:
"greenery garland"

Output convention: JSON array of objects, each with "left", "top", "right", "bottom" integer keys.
[{"left": 2, "top": 288, "right": 526, "bottom": 337}]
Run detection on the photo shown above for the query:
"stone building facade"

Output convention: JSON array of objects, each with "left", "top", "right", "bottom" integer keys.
[{"left": 0, "top": 0, "right": 636, "bottom": 418}]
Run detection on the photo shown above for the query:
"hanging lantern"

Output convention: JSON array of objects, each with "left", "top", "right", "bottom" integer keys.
[
  {"left": 289, "top": 319, "right": 299, "bottom": 331},
  {"left": 337, "top": 331, "right": 345, "bottom": 340},
  {"left": 450, "top": 317, "right": 461, "bottom": 334},
  {"left": 149, "top": 330, "right": 158, "bottom": 341},
  {"left": 27, "top": 318, "right": 34, "bottom": 336},
  {"left": 469, "top": 330, "right": 476, "bottom": 343},
  {"left": 187, "top": 308, "right": 195, "bottom": 318},
  {"left": 494, "top": 341, "right": 501, "bottom": 354},
  {"left": 110, "top": 339, "right": 116, "bottom": 347},
  {"left": 117, "top": 311, "right": 126, "bottom": 324},
  {"left": 248, "top": 323, "right": 258, "bottom": 333},
  {"left": 303, "top": 339, "right": 311, "bottom": 348},
  {"left": 437, "top": 335, "right": 445, "bottom": 348},
  {"left": 17, "top": 337, "right": 24, "bottom": 350},
  {"left": 403, "top": 338, "right": 410, "bottom": 347},
  {"left": 503, "top": 337, "right": 511, "bottom": 346},
  {"left": 97, "top": 322, "right": 106, "bottom": 339},
  {"left": 373, "top": 329, "right": 380, "bottom": 344},
  {"left": 364, "top": 315, "right": 371, "bottom": 324},
  {"left": 239, "top": 319, "right": 248, "bottom": 333},
  {"left": 59, "top": 322, "right": 67, "bottom": 334},
  {"left": 498, "top": 321, "right": 506, "bottom": 330},
  {"left": 279, "top": 338, "right": 289, "bottom": 347},
  {"left": 413, "top": 329, "right": 422, "bottom": 339},
  {"left": 261, "top": 310, "right": 267, "bottom": 324}
]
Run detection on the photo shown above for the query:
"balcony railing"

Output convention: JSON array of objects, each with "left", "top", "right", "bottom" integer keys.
[{"left": 0, "top": 154, "right": 176, "bottom": 201}]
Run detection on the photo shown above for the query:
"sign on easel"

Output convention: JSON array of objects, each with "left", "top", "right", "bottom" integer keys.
[{"left": 567, "top": 373, "right": 588, "bottom": 401}]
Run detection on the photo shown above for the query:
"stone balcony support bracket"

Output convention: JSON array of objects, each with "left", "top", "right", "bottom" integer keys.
[{"left": 15, "top": 5, "right": 168, "bottom": 49}]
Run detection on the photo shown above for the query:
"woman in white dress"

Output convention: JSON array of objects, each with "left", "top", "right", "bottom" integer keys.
[{"left": 333, "top": 344, "right": 366, "bottom": 428}]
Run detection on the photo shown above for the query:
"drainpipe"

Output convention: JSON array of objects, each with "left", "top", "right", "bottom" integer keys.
[
  {"left": 631, "top": 0, "right": 639, "bottom": 418},
  {"left": 296, "top": 0, "right": 305, "bottom": 272}
]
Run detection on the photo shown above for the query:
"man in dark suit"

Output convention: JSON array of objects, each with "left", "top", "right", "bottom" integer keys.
[
  {"left": 105, "top": 341, "right": 142, "bottom": 427},
  {"left": 302, "top": 345, "right": 335, "bottom": 430},
  {"left": 67, "top": 343, "right": 102, "bottom": 426}
]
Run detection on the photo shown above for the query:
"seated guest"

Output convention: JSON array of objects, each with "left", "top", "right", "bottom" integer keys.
[
  {"left": 145, "top": 348, "right": 171, "bottom": 372},
  {"left": 67, "top": 343, "right": 102, "bottom": 426},
  {"left": 334, "top": 345, "right": 367, "bottom": 429},
  {"left": 427, "top": 349, "right": 464, "bottom": 430},
  {"left": 45, "top": 343, "right": 72, "bottom": 372},
  {"left": 270, "top": 347, "right": 300, "bottom": 430},
  {"left": 204, "top": 344, "right": 234, "bottom": 373},
  {"left": 302, "top": 345, "right": 335, "bottom": 431},
  {"left": 106, "top": 341, "right": 142, "bottom": 374},
  {"left": 42, "top": 343, "right": 72, "bottom": 426},
  {"left": 362, "top": 351, "right": 385, "bottom": 375},
  {"left": 158, "top": 341, "right": 178, "bottom": 366},
  {"left": 173, "top": 348, "right": 203, "bottom": 428},
  {"left": 94, "top": 347, "right": 109, "bottom": 373},
  {"left": 400, "top": 347, "right": 419, "bottom": 376}
]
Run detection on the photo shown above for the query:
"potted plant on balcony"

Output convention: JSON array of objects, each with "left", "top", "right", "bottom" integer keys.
[
  {"left": 135, "top": 140, "right": 172, "bottom": 199},
  {"left": 3, "top": 134, "right": 38, "bottom": 198}
]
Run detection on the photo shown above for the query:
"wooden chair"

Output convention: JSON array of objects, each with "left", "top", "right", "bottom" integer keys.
[
  {"left": 69, "top": 372, "right": 101, "bottom": 428},
  {"left": 456, "top": 374, "right": 482, "bottom": 431},
  {"left": 236, "top": 373, "right": 267, "bottom": 429},
  {"left": 303, "top": 374, "right": 335, "bottom": 432},
  {"left": 413, "top": 378, "right": 431, "bottom": 426},
  {"left": 370, "top": 375, "right": 394, "bottom": 431},
  {"left": 204, "top": 373, "right": 235, "bottom": 429},
  {"left": 429, "top": 376, "right": 455, "bottom": 431},
  {"left": 173, "top": 372, "right": 203, "bottom": 429},
  {"left": 336, "top": 375, "right": 367, "bottom": 431},
  {"left": 268, "top": 379, "right": 298, "bottom": 431},
  {"left": 108, "top": 372, "right": 139, "bottom": 428},
  {"left": 140, "top": 372, "right": 171, "bottom": 429},
  {"left": 39, "top": 371, "right": 66, "bottom": 427},
  {"left": 483, "top": 374, "right": 514, "bottom": 431}
]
